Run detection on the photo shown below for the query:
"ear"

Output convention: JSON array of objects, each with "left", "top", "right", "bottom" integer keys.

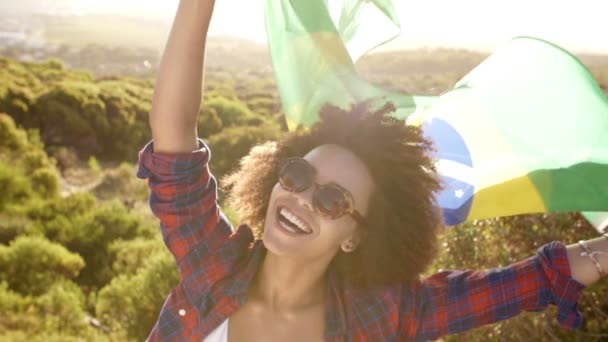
[{"left": 340, "top": 231, "right": 362, "bottom": 253}]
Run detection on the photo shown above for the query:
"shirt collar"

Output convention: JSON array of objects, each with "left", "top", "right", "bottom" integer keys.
[{"left": 324, "top": 269, "right": 348, "bottom": 340}]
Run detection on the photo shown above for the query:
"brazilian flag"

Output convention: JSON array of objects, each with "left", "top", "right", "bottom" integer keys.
[{"left": 264, "top": 0, "right": 608, "bottom": 226}]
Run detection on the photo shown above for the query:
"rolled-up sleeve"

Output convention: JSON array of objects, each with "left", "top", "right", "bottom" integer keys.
[
  {"left": 137, "top": 139, "right": 233, "bottom": 280},
  {"left": 408, "top": 241, "right": 586, "bottom": 341}
]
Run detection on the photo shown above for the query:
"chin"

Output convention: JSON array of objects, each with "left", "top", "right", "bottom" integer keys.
[
  {"left": 261, "top": 214, "right": 318, "bottom": 259},
  {"left": 261, "top": 220, "right": 300, "bottom": 256}
]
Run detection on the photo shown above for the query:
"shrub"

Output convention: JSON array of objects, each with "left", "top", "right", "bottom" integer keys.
[
  {"left": 96, "top": 251, "right": 179, "bottom": 341},
  {"left": 67, "top": 200, "right": 143, "bottom": 287},
  {"left": 197, "top": 105, "right": 223, "bottom": 137},
  {"left": 26, "top": 192, "right": 97, "bottom": 235},
  {"left": 30, "top": 167, "right": 60, "bottom": 198},
  {"left": 0, "top": 236, "right": 85, "bottom": 296},
  {"left": 205, "top": 96, "right": 255, "bottom": 127},
  {"left": 22, "top": 148, "right": 55, "bottom": 172},
  {"left": 0, "top": 113, "right": 28, "bottom": 151},
  {"left": 108, "top": 238, "right": 164, "bottom": 277},
  {"left": 0, "top": 280, "right": 103, "bottom": 341},
  {"left": 0, "top": 215, "right": 30, "bottom": 244},
  {"left": 35, "top": 280, "right": 88, "bottom": 334},
  {"left": 0, "top": 162, "right": 32, "bottom": 211},
  {"left": 246, "top": 96, "right": 278, "bottom": 117}
]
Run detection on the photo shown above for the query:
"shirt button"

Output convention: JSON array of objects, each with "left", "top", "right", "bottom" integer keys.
[{"left": 179, "top": 309, "right": 186, "bottom": 316}]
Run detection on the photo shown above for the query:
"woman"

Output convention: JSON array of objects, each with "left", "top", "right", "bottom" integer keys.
[{"left": 138, "top": 0, "right": 608, "bottom": 340}]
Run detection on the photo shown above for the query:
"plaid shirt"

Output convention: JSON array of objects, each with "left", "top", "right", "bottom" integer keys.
[{"left": 137, "top": 139, "right": 586, "bottom": 342}]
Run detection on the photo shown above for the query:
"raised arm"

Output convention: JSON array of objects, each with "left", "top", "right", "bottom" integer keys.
[
  {"left": 138, "top": 0, "right": 239, "bottom": 281},
  {"left": 149, "top": 0, "right": 215, "bottom": 153}
]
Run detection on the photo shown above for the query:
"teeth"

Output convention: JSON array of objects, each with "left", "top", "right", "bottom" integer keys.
[
  {"left": 282, "top": 224, "right": 299, "bottom": 234},
  {"left": 280, "top": 208, "right": 311, "bottom": 233}
]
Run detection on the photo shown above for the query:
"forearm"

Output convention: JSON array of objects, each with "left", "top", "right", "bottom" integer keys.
[
  {"left": 566, "top": 235, "right": 608, "bottom": 286},
  {"left": 150, "top": 0, "right": 216, "bottom": 153},
  {"left": 137, "top": 139, "right": 232, "bottom": 280}
]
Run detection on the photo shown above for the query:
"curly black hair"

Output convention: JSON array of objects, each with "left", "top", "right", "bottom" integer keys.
[{"left": 223, "top": 101, "right": 444, "bottom": 288}]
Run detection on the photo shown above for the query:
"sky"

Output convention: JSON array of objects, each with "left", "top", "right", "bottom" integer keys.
[
  {"left": 4, "top": 0, "right": 606, "bottom": 54},
  {"left": 213, "top": 0, "right": 607, "bottom": 54}
]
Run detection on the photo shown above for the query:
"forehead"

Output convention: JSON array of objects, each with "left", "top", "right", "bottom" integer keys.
[{"left": 303, "top": 144, "right": 375, "bottom": 208}]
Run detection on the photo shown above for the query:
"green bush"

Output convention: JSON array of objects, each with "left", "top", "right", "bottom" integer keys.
[
  {"left": 22, "top": 148, "right": 55, "bottom": 172},
  {"left": 0, "top": 114, "right": 59, "bottom": 205},
  {"left": 0, "top": 215, "right": 30, "bottom": 244},
  {"left": 0, "top": 113, "right": 28, "bottom": 151},
  {"left": 35, "top": 280, "right": 89, "bottom": 334},
  {"left": 30, "top": 82, "right": 106, "bottom": 156},
  {"left": 25, "top": 192, "right": 97, "bottom": 238},
  {"left": 30, "top": 167, "right": 60, "bottom": 198},
  {"left": 0, "top": 280, "right": 106, "bottom": 341},
  {"left": 108, "top": 237, "right": 164, "bottom": 277},
  {"left": 205, "top": 96, "right": 255, "bottom": 127},
  {"left": 0, "top": 281, "right": 29, "bottom": 315},
  {"left": 66, "top": 200, "right": 144, "bottom": 287},
  {"left": 246, "top": 96, "right": 278, "bottom": 117},
  {"left": 0, "top": 236, "right": 85, "bottom": 296},
  {"left": 96, "top": 251, "right": 179, "bottom": 341},
  {"left": 198, "top": 105, "right": 223, "bottom": 137},
  {"left": 0, "top": 281, "right": 37, "bottom": 332},
  {"left": 23, "top": 194, "right": 148, "bottom": 287},
  {"left": 0, "top": 162, "right": 32, "bottom": 211}
]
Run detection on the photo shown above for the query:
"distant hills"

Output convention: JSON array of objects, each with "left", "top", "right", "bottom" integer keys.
[{"left": 0, "top": 8, "right": 606, "bottom": 94}]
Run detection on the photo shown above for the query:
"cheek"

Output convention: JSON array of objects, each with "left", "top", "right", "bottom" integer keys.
[
  {"left": 319, "top": 216, "right": 357, "bottom": 242},
  {"left": 267, "top": 183, "right": 284, "bottom": 204},
  {"left": 265, "top": 184, "right": 281, "bottom": 215}
]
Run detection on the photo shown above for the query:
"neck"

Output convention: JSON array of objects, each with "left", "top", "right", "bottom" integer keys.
[{"left": 250, "top": 251, "right": 331, "bottom": 312}]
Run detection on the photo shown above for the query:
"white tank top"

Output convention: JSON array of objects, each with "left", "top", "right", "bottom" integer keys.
[{"left": 203, "top": 319, "right": 229, "bottom": 342}]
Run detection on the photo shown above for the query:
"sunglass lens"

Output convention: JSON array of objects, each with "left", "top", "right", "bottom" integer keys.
[
  {"left": 314, "top": 185, "right": 349, "bottom": 219},
  {"left": 281, "top": 160, "right": 313, "bottom": 192}
]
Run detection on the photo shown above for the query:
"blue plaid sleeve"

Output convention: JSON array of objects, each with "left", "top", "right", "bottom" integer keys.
[{"left": 410, "top": 241, "right": 586, "bottom": 340}]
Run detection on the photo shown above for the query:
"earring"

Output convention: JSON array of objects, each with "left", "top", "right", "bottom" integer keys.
[{"left": 341, "top": 240, "right": 355, "bottom": 252}]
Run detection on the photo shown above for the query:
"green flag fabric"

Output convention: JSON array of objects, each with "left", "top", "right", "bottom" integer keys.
[
  {"left": 264, "top": 0, "right": 608, "bottom": 226},
  {"left": 583, "top": 212, "right": 608, "bottom": 233},
  {"left": 264, "top": 0, "right": 438, "bottom": 129}
]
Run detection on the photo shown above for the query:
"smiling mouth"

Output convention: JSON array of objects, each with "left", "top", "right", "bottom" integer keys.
[{"left": 276, "top": 206, "right": 312, "bottom": 235}]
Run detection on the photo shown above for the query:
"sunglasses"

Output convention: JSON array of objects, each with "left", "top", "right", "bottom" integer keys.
[{"left": 278, "top": 158, "right": 366, "bottom": 226}]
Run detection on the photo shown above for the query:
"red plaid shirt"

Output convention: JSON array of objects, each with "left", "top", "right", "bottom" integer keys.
[{"left": 137, "top": 139, "right": 586, "bottom": 342}]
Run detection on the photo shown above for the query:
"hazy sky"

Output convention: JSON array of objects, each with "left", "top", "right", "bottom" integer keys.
[
  {"left": 22, "top": 0, "right": 607, "bottom": 54},
  {"left": 190, "top": 0, "right": 607, "bottom": 54}
]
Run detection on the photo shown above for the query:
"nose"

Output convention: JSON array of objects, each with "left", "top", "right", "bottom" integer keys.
[{"left": 292, "top": 184, "right": 315, "bottom": 212}]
